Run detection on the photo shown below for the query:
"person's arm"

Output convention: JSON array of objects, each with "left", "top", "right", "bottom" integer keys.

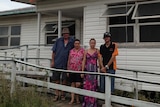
[
  {"left": 82, "top": 50, "right": 87, "bottom": 71},
  {"left": 97, "top": 49, "right": 106, "bottom": 73},
  {"left": 81, "top": 50, "right": 87, "bottom": 78},
  {"left": 51, "top": 52, "right": 55, "bottom": 68},
  {"left": 67, "top": 53, "right": 71, "bottom": 77},
  {"left": 67, "top": 54, "right": 71, "bottom": 70},
  {"left": 105, "top": 43, "right": 118, "bottom": 69},
  {"left": 51, "top": 39, "right": 57, "bottom": 68}
]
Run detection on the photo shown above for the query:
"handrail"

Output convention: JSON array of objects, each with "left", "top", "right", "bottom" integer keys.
[
  {"left": 0, "top": 44, "right": 52, "bottom": 51},
  {"left": 117, "top": 68, "right": 160, "bottom": 75},
  {"left": 0, "top": 45, "right": 28, "bottom": 50},
  {"left": 0, "top": 56, "right": 51, "bottom": 60},
  {"left": 1, "top": 59, "right": 160, "bottom": 107},
  {"left": 13, "top": 59, "right": 160, "bottom": 86},
  {"left": 1, "top": 55, "right": 160, "bottom": 76}
]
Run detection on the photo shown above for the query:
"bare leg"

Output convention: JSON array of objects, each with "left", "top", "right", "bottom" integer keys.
[
  {"left": 75, "top": 82, "right": 81, "bottom": 103},
  {"left": 69, "top": 82, "right": 76, "bottom": 104},
  {"left": 53, "top": 80, "right": 60, "bottom": 101},
  {"left": 60, "top": 80, "right": 67, "bottom": 100}
]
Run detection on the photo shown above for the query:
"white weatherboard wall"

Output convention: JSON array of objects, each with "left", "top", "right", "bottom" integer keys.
[
  {"left": 116, "top": 48, "right": 160, "bottom": 92},
  {"left": 83, "top": 4, "right": 106, "bottom": 47}
]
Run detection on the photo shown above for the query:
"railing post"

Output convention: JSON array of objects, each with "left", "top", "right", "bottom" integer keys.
[
  {"left": 36, "top": 48, "right": 40, "bottom": 71},
  {"left": 105, "top": 76, "right": 111, "bottom": 107},
  {"left": 3, "top": 51, "right": 7, "bottom": 72},
  {"left": 24, "top": 45, "right": 28, "bottom": 71},
  {"left": 134, "top": 71, "right": 138, "bottom": 100},
  {"left": 18, "top": 50, "right": 23, "bottom": 71},
  {"left": 47, "top": 59, "right": 51, "bottom": 90},
  {"left": 10, "top": 61, "right": 16, "bottom": 95}
]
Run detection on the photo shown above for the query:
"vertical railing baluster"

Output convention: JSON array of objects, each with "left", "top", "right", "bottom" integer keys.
[{"left": 105, "top": 76, "right": 111, "bottom": 107}]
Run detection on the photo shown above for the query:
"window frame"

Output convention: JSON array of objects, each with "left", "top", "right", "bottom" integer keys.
[
  {"left": 108, "top": 23, "right": 135, "bottom": 43},
  {"left": 138, "top": 22, "right": 160, "bottom": 43},
  {"left": 106, "top": 1, "right": 160, "bottom": 47},
  {"left": 101, "top": 4, "right": 135, "bottom": 18},
  {"left": 44, "top": 21, "right": 75, "bottom": 45},
  {"left": 132, "top": 1, "right": 160, "bottom": 20},
  {"left": 0, "top": 25, "right": 21, "bottom": 47}
]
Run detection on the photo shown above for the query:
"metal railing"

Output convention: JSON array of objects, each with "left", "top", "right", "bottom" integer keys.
[{"left": 0, "top": 59, "right": 160, "bottom": 107}]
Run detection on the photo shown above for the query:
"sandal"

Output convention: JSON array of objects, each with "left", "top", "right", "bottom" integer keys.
[
  {"left": 69, "top": 101, "right": 74, "bottom": 105},
  {"left": 61, "top": 95, "right": 66, "bottom": 101},
  {"left": 76, "top": 101, "right": 80, "bottom": 104},
  {"left": 53, "top": 95, "right": 59, "bottom": 101}
]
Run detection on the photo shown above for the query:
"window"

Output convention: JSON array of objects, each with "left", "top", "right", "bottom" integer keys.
[
  {"left": 107, "top": 3, "right": 135, "bottom": 43},
  {"left": 44, "top": 21, "right": 75, "bottom": 45},
  {"left": 106, "top": 1, "right": 160, "bottom": 45},
  {"left": 102, "top": 4, "right": 134, "bottom": 17},
  {"left": 0, "top": 25, "right": 21, "bottom": 47},
  {"left": 132, "top": 1, "right": 160, "bottom": 19},
  {"left": 140, "top": 25, "right": 160, "bottom": 42},
  {"left": 110, "top": 26, "right": 133, "bottom": 43},
  {"left": 109, "top": 12, "right": 135, "bottom": 25}
]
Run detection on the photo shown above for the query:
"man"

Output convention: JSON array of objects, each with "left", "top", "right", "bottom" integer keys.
[
  {"left": 51, "top": 28, "right": 74, "bottom": 101},
  {"left": 100, "top": 32, "right": 118, "bottom": 93}
]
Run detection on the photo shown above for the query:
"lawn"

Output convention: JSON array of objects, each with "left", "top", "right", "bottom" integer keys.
[{"left": 0, "top": 73, "right": 55, "bottom": 107}]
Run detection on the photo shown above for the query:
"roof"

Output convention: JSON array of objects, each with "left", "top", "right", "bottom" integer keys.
[
  {"left": 0, "top": 7, "right": 36, "bottom": 16},
  {"left": 11, "top": 0, "right": 36, "bottom": 5}
]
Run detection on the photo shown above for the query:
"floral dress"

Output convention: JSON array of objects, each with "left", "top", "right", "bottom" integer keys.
[
  {"left": 69, "top": 48, "right": 84, "bottom": 71},
  {"left": 82, "top": 51, "right": 98, "bottom": 107},
  {"left": 68, "top": 48, "right": 84, "bottom": 83}
]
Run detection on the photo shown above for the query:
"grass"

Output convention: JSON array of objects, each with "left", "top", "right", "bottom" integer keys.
[
  {"left": 0, "top": 73, "right": 55, "bottom": 107},
  {"left": 114, "top": 89, "right": 160, "bottom": 104}
]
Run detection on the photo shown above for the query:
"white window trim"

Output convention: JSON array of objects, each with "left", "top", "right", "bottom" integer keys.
[
  {"left": 132, "top": 1, "right": 160, "bottom": 20},
  {"left": 101, "top": 4, "right": 135, "bottom": 18},
  {"left": 0, "top": 25, "right": 21, "bottom": 47}
]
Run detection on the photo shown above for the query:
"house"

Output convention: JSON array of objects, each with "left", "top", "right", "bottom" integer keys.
[{"left": 0, "top": 0, "right": 160, "bottom": 92}]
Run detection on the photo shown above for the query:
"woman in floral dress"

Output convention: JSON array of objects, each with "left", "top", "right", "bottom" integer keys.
[
  {"left": 67, "top": 39, "right": 84, "bottom": 104},
  {"left": 82, "top": 38, "right": 105, "bottom": 107}
]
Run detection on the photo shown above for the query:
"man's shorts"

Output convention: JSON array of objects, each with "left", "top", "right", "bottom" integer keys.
[{"left": 52, "top": 69, "right": 67, "bottom": 81}]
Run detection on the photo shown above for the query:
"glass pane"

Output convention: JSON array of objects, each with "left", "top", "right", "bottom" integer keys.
[
  {"left": 11, "top": 26, "right": 21, "bottom": 35},
  {"left": 45, "top": 24, "right": 57, "bottom": 32},
  {"left": 47, "top": 36, "right": 58, "bottom": 44},
  {"left": 136, "top": 3, "right": 160, "bottom": 17},
  {"left": 0, "top": 27, "right": 8, "bottom": 35},
  {"left": 140, "top": 25, "right": 160, "bottom": 42},
  {"left": 11, "top": 37, "right": 20, "bottom": 46},
  {"left": 0, "top": 37, "right": 8, "bottom": 46},
  {"left": 110, "top": 26, "right": 133, "bottom": 43},
  {"left": 67, "top": 22, "right": 75, "bottom": 35},
  {"left": 109, "top": 12, "right": 135, "bottom": 25},
  {"left": 105, "top": 6, "right": 132, "bottom": 16}
]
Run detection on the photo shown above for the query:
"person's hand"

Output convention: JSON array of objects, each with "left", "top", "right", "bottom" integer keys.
[
  {"left": 67, "top": 73, "right": 69, "bottom": 77},
  {"left": 51, "top": 61, "right": 54, "bottom": 68},
  {"left": 81, "top": 74, "right": 84, "bottom": 78},
  {"left": 101, "top": 67, "right": 106, "bottom": 73}
]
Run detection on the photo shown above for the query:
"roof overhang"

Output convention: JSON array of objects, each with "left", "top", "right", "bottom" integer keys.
[
  {"left": 11, "top": 0, "right": 36, "bottom": 5},
  {"left": 0, "top": 7, "right": 36, "bottom": 17}
]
